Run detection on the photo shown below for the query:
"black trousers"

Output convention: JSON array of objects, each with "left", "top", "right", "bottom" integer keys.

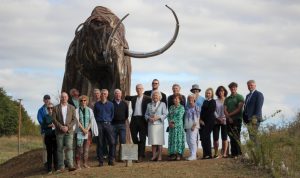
[
  {"left": 200, "top": 122, "right": 214, "bottom": 157},
  {"left": 96, "top": 122, "right": 115, "bottom": 163},
  {"left": 130, "top": 116, "right": 147, "bottom": 158},
  {"left": 213, "top": 124, "right": 228, "bottom": 141},
  {"left": 44, "top": 131, "right": 58, "bottom": 171},
  {"left": 227, "top": 119, "right": 242, "bottom": 156}
]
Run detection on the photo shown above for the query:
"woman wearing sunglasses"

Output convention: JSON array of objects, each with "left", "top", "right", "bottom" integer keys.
[
  {"left": 75, "top": 95, "right": 98, "bottom": 169},
  {"left": 41, "top": 103, "right": 57, "bottom": 174}
]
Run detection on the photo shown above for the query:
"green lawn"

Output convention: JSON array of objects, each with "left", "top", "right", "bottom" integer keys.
[{"left": 0, "top": 135, "right": 43, "bottom": 164}]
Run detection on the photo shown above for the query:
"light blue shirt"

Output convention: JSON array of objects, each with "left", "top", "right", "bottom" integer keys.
[{"left": 186, "top": 95, "right": 205, "bottom": 112}]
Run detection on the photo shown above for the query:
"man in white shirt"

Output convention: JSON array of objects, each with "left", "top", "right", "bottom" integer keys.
[
  {"left": 125, "top": 84, "right": 151, "bottom": 162},
  {"left": 52, "top": 92, "right": 77, "bottom": 172}
]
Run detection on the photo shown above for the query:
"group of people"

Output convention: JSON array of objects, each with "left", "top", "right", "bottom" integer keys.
[{"left": 37, "top": 79, "right": 264, "bottom": 173}]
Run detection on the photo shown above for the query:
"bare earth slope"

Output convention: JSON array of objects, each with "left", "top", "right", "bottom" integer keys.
[{"left": 0, "top": 146, "right": 271, "bottom": 178}]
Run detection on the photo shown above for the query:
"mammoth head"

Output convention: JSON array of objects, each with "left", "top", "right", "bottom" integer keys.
[{"left": 62, "top": 5, "right": 179, "bottom": 99}]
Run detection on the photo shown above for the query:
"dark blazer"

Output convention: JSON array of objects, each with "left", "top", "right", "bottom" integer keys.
[
  {"left": 68, "top": 98, "right": 79, "bottom": 109},
  {"left": 167, "top": 94, "right": 186, "bottom": 109},
  {"left": 200, "top": 99, "right": 216, "bottom": 126},
  {"left": 144, "top": 90, "right": 167, "bottom": 105},
  {"left": 125, "top": 95, "right": 151, "bottom": 116},
  {"left": 243, "top": 90, "right": 264, "bottom": 123},
  {"left": 52, "top": 104, "right": 77, "bottom": 134}
]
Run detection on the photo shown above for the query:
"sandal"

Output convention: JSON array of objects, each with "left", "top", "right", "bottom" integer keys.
[
  {"left": 213, "top": 154, "right": 219, "bottom": 158},
  {"left": 150, "top": 157, "right": 158, "bottom": 161}
]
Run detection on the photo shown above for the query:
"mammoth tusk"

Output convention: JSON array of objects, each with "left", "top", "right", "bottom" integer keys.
[
  {"left": 124, "top": 5, "right": 179, "bottom": 58},
  {"left": 75, "top": 22, "right": 84, "bottom": 35},
  {"left": 104, "top": 13, "right": 130, "bottom": 63}
]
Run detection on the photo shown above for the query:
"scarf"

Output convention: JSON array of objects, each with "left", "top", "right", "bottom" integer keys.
[{"left": 77, "top": 107, "right": 90, "bottom": 146}]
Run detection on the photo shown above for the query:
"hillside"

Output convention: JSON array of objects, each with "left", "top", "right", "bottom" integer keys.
[{"left": 0, "top": 145, "right": 271, "bottom": 178}]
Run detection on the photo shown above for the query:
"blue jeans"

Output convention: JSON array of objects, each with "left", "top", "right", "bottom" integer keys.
[
  {"left": 96, "top": 122, "right": 115, "bottom": 163},
  {"left": 56, "top": 132, "right": 74, "bottom": 169},
  {"left": 113, "top": 124, "right": 126, "bottom": 160},
  {"left": 113, "top": 124, "right": 126, "bottom": 145}
]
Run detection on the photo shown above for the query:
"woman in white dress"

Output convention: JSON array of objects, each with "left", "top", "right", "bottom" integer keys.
[{"left": 145, "top": 90, "right": 168, "bottom": 161}]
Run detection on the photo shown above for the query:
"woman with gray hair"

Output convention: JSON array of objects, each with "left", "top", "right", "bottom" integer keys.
[
  {"left": 185, "top": 94, "right": 200, "bottom": 161},
  {"left": 145, "top": 90, "right": 168, "bottom": 161}
]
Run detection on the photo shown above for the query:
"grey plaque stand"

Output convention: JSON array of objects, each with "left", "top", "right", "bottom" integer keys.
[{"left": 121, "top": 144, "right": 138, "bottom": 167}]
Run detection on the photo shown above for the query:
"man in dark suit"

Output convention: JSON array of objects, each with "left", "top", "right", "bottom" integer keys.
[
  {"left": 144, "top": 79, "right": 167, "bottom": 105},
  {"left": 243, "top": 80, "right": 264, "bottom": 142},
  {"left": 167, "top": 83, "right": 186, "bottom": 109},
  {"left": 125, "top": 84, "right": 151, "bottom": 162},
  {"left": 52, "top": 92, "right": 77, "bottom": 172}
]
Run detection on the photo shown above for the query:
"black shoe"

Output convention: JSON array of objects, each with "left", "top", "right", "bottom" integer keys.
[
  {"left": 136, "top": 157, "right": 143, "bottom": 163},
  {"left": 68, "top": 167, "right": 76, "bottom": 171},
  {"left": 168, "top": 154, "right": 177, "bottom": 161},
  {"left": 108, "top": 161, "right": 115, "bottom": 166},
  {"left": 202, "top": 155, "right": 212, "bottom": 159},
  {"left": 44, "top": 162, "right": 48, "bottom": 170},
  {"left": 98, "top": 163, "right": 104, "bottom": 167}
]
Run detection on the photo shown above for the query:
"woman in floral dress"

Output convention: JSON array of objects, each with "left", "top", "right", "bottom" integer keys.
[{"left": 168, "top": 93, "right": 185, "bottom": 160}]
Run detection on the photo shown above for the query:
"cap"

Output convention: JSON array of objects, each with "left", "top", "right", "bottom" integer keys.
[{"left": 43, "top": 94, "right": 51, "bottom": 100}]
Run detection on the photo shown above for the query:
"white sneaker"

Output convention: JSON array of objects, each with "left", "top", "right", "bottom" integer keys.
[{"left": 186, "top": 156, "right": 197, "bottom": 161}]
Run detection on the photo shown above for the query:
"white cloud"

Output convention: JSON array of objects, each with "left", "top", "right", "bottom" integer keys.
[{"left": 0, "top": 0, "right": 300, "bottom": 124}]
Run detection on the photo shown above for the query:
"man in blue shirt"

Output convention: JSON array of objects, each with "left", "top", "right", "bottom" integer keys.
[
  {"left": 94, "top": 89, "right": 115, "bottom": 166},
  {"left": 37, "top": 94, "right": 51, "bottom": 168}
]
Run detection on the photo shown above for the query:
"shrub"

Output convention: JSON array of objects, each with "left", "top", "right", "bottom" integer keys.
[{"left": 242, "top": 111, "right": 300, "bottom": 177}]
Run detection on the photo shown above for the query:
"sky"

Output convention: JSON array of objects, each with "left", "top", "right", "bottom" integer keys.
[{"left": 0, "top": 0, "right": 300, "bottom": 126}]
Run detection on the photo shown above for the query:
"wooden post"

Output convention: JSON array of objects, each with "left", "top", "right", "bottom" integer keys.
[{"left": 18, "top": 99, "right": 22, "bottom": 155}]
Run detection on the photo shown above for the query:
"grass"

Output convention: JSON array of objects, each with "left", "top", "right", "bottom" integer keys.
[
  {"left": 242, "top": 112, "right": 300, "bottom": 178},
  {"left": 0, "top": 135, "right": 43, "bottom": 164}
]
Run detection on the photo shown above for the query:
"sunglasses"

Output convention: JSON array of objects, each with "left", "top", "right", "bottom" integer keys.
[
  {"left": 47, "top": 107, "right": 53, "bottom": 110},
  {"left": 80, "top": 100, "right": 87, "bottom": 102},
  {"left": 152, "top": 83, "right": 159, "bottom": 85}
]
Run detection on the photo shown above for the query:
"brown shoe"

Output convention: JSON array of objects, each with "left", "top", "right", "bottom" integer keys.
[
  {"left": 83, "top": 164, "right": 90, "bottom": 168},
  {"left": 68, "top": 167, "right": 76, "bottom": 171},
  {"left": 56, "top": 168, "right": 65, "bottom": 173}
]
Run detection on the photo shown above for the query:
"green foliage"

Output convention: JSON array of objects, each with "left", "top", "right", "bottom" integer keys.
[
  {"left": 242, "top": 111, "right": 300, "bottom": 178},
  {"left": 0, "top": 87, "right": 39, "bottom": 136}
]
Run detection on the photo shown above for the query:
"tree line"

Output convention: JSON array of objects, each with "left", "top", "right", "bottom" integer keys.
[{"left": 0, "top": 87, "right": 39, "bottom": 136}]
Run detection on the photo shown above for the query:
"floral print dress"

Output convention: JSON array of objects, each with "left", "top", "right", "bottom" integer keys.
[{"left": 168, "top": 104, "right": 185, "bottom": 155}]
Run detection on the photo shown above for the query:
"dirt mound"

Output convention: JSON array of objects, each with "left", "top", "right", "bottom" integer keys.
[
  {"left": 0, "top": 149, "right": 44, "bottom": 178},
  {"left": 0, "top": 145, "right": 271, "bottom": 178}
]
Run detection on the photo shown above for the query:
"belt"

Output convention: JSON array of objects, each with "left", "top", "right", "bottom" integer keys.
[
  {"left": 99, "top": 121, "right": 111, "bottom": 124},
  {"left": 132, "top": 115, "right": 143, "bottom": 118}
]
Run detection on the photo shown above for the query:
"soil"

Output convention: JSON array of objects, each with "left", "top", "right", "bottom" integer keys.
[{"left": 0, "top": 145, "right": 272, "bottom": 178}]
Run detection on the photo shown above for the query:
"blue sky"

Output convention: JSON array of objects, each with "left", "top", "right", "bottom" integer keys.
[{"left": 0, "top": 0, "right": 300, "bottom": 126}]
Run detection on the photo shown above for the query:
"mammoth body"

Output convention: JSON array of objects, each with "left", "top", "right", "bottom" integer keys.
[
  {"left": 62, "top": 5, "right": 179, "bottom": 100},
  {"left": 62, "top": 6, "right": 131, "bottom": 99}
]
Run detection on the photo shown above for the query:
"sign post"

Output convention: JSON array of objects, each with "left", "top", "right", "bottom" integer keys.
[{"left": 121, "top": 144, "right": 138, "bottom": 167}]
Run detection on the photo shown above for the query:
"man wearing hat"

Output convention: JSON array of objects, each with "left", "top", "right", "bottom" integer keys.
[
  {"left": 188, "top": 84, "right": 205, "bottom": 110},
  {"left": 37, "top": 94, "right": 52, "bottom": 169}
]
